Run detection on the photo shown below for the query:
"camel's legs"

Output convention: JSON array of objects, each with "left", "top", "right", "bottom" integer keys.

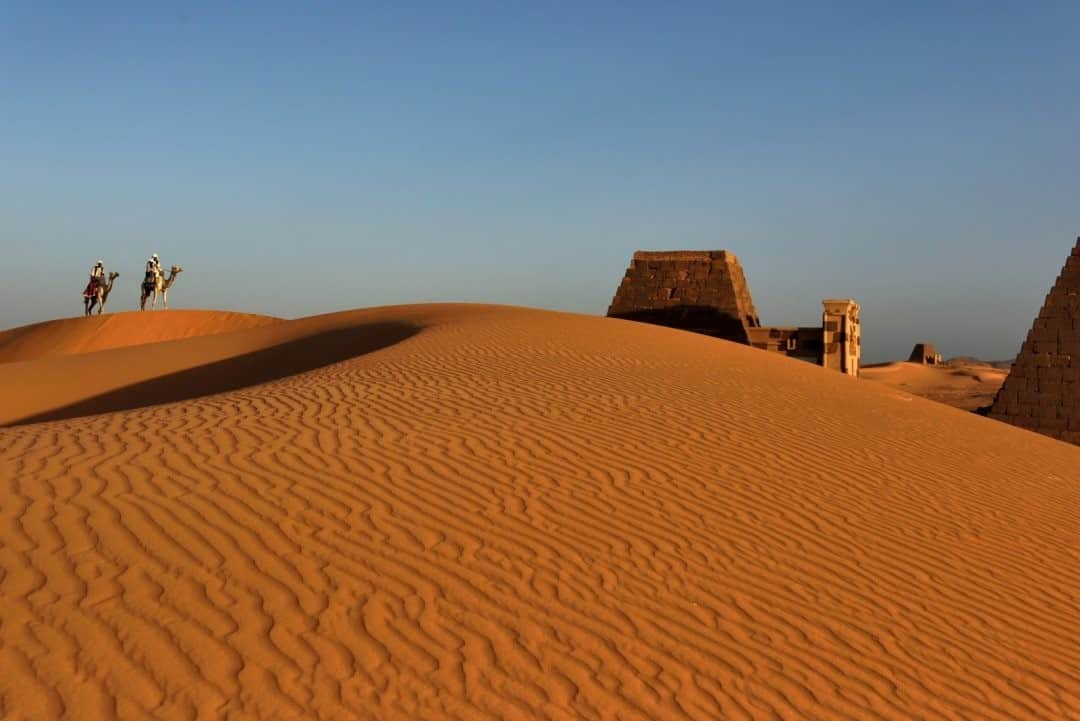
[{"left": 162, "top": 290, "right": 168, "bottom": 309}]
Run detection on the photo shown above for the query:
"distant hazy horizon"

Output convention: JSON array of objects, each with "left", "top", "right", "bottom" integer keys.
[{"left": 3, "top": 2, "right": 1078, "bottom": 363}]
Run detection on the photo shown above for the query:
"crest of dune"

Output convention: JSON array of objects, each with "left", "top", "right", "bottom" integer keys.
[
  {"left": 0, "top": 304, "right": 1077, "bottom": 720},
  {"left": 0, "top": 309, "right": 282, "bottom": 364}
]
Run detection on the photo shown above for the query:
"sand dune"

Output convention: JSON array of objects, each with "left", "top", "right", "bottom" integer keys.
[
  {"left": 861, "top": 359, "right": 1009, "bottom": 411},
  {"left": 0, "top": 309, "right": 418, "bottom": 427},
  {"left": 0, "top": 304, "right": 1077, "bottom": 720},
  {"left": 0, "top": 309, "right": 281, "bottom": 365}
]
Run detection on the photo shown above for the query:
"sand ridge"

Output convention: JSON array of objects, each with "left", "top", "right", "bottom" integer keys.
[
  {"left": 0, "top": 304, "right": 1077, "bottom": 720},
  {"left": 0, "top": 309, "right": 282, "bottom": 365},
  {"left": 0, "top": 308, "right": 420, "bottom": 427}
]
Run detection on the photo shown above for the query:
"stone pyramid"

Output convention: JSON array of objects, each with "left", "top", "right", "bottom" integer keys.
[
  {"left": 606, "top": 251, "right": 761, "bottom": 343},
  {"left": 908, "top": 343, "right": 941, "bottom": 365},
  {"left": 989, "top": 237, "right": 1080, "bottom": 444}
]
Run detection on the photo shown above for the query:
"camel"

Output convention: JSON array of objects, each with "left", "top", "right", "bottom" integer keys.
[
  {"left": 140, "top": 265, "right": 184, "bottom": 310},
  {"left": 85, "top": 272, "right": 119, "bottom": 316}
]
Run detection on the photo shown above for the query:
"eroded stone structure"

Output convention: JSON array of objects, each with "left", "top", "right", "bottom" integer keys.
[
  {"left": 989, "top": 237, "right": 1080, "bottom": 444},
  {"left": 821, "top": 299, "right": 862, "bottom": 376},
  {"left": 606, "top": 251, "right": 760, "bottom": 343},
  {"left": 607, "top": 250, "right": 860, "bottom": 376},
  {"left": 909, "top": 343, "right": 943, "bottom": 365}
]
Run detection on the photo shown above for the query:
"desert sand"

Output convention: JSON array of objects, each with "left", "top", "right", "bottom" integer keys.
[
  {"left": 861, "top": 359, "right": 1010, "bottom": 412},
  {"left": 0, "top": 310, "right": 281, "bottom": 365},
  {"left": 0, "top": 305, "right": 1077, "bottom": 720}
]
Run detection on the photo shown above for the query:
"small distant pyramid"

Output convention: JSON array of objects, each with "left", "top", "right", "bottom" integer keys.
[
  {"left": 908, "top": 343, "right": 942, "bottom": 365},
  {"left": 989, "top": 237, "right": 1080, "bottom": 444}
]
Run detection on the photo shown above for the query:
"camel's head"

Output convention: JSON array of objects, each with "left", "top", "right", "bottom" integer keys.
[
  {"left": 171, "top": 265, "right": 183, "bottom": 274},
  {"left": 108, "top": 271, "right": 119, "bottom": 279}
]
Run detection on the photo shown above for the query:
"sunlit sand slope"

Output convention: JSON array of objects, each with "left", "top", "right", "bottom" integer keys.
[
  {"left": 0, "top": 309, "right": 281, "bottom": 364},
  {"left": 0, "top": 304, "right": 1077, "bottom": 721},
  {"left": 861, "top": 359, "right": 1008, "bottom": 411}
]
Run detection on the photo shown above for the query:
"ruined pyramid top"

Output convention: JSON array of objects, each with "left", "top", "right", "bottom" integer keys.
[{"left": 607, "top": 249, "right": 760, "bottom": 343}]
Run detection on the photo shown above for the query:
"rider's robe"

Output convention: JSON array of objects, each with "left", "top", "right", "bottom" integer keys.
[{"left": 84, "top": 265, "right": 104, "bottom": 297}]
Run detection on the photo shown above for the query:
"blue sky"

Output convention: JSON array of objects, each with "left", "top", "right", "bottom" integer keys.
[{"left": 2, "top": 2, "right": 1077, "bottom": 362}]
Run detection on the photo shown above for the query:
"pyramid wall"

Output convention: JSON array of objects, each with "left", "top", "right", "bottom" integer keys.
[
  {"left": 989, "top": 238, "right": 1080, "bottom": 444},
  {"left": 908, "top": 343, "right": 941, "bottom": 365},
  {"left": 606, "top": 251, "right": 761, "bottom": 343}
]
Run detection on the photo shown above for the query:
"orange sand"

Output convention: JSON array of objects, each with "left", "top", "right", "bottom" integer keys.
[
  {"left": 0, "top": 309, "right": 281, "bottom": 364},
  {"left": 0, "top": 305, "right": 1076, "bottom": 720},
  {"left": 861, "top": 359, "right": 1009, "bottom": 412}
]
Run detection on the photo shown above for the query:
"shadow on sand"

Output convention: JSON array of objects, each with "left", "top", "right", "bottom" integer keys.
[
  {"left": 6, "top": 321, "right": 420, "bottom": 427},
  {"left": 609, "top": 305, "right": 751, "bottom": 343}
]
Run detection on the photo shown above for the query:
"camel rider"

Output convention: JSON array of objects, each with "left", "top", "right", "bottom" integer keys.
[
  {"left": 144, "top": 254, "right": 162, "bottom": 290},
  {"left": 84, "top": 259, "right": 105, "bottom": 298}
]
